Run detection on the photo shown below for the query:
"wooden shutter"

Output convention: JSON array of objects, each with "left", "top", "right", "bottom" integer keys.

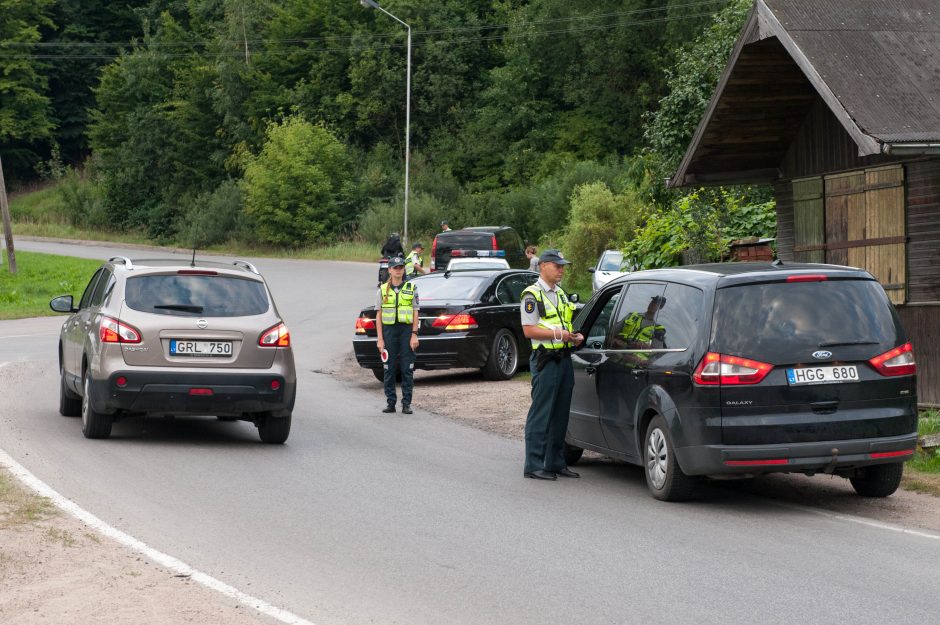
[
  {"left": 792, "top": 176, "right": 824, "bottom": 263},
  {"left": 864, "top": 165, "right": 906, "bottom": 305},
  {"left": 824, "top": 171, "right": 865, "bottom": 267}
]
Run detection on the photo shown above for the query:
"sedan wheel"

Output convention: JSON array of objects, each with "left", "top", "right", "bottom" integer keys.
[
  {"left": 482, "top": 329, "right": 518, "bottom": 381},
  {"left": 81, "top": 373, "right": 113, "bottom": 439},
  {"left": 644, "top": 415, "right": 695, "bottom": 501}
]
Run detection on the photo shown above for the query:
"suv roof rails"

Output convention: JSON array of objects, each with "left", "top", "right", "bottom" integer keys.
[
  {"left": 232, "top": 260, "right": 259, "bottom": 275},
  {"left": 109, "top": 256, "right": 134, "bottom": 270}
]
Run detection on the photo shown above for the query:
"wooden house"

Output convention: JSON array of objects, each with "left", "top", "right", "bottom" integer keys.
[{"left": 670, "top": 0, "right": 940, "bottom": 405}]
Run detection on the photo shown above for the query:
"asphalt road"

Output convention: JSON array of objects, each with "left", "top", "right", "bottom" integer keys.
[{"left": 2, "top": 240, "right": 940, "bottom": 625}]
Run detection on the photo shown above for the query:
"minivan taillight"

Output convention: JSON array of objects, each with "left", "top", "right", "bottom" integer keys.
[
  {"left": 869, "top": 342, "right": 915, "bottom": 377},
  {"left": 259, "top": 322, "right": 290, "bottom": 347},
  {"left": 100, "top": 317, "right": 141, "bottom": 344},
  {"left": 693, "top": 352, "right": 773, "bottom": 385},
  {"left": 355, "top": 317, "right": 376, "bottom": 334}
]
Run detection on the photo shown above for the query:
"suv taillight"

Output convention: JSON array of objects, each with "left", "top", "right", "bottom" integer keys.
[
  {"left": 693, "top": 352, "right": 773, "bottom": 385},
  {"left": 100, "top": 317, "right": 141, "bottom": 344},
  {"left": 432, "top": 313, "right": 478, "bottom": 331},
  {"left": 869, "top": 342, "right": 915, "bottom": 376},
  {"left": 259, "top": 322, "right": 290, "bottom": 347},
  {"left": 431, "top": 238, "right": 438, "bottom": 271},
  {"left": 491, "top": 234, "right": 498, "bottom": 251},
  {"left": 355, "top": 317, "right": 376, "bottom": 334}
]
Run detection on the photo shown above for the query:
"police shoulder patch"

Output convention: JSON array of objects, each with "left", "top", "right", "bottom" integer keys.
[{"left": 524, "top": 298, "right": 536, "bottom": 314}]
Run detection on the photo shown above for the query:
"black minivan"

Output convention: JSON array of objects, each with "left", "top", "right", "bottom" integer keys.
[
  {"left": 430, "top": 226, "right": 527, "bottom": 271},
  {"left": 566, "top": 261, "right": 917, "bottom": 501}
]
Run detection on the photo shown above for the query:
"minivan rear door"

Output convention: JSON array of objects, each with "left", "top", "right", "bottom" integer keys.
[{"left": 711, "top": 276, "right": 916, "bottom": 445}]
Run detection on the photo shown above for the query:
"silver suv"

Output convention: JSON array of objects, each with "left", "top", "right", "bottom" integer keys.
[{"left": 50, "top": 257, "right": 296, "bottom": 443}]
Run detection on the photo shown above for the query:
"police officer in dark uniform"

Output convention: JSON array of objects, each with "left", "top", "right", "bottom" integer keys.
[
  {"left": 375, "top": 256, "right": 420, "bottom": 414},
  {"left": 519, "top": 250, "right": 584, "bottom": 480}
]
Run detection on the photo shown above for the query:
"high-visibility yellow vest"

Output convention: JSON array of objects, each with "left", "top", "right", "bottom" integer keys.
[
  {"left": 405, "top": 251, "right": 422, "bottom": 275},
  {"left": 380, "top": 281, "right": 416, "bottom": 325},
  {"left": 522, "top": 284, "right": 575, "bottom": 350},
  {"left": 619, "top": 312, "right": 664, "bottom": 345}
]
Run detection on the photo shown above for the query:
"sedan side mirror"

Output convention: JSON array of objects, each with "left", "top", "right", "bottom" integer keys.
[
  {"left": 568, "top": 293, "right": 580, "bottom": 303},
  {"left": 587, "top": 268, "right": 596, "bottom": 273},
  {"left": 50, "top": 295, "right": 77, "bottom": 313}
]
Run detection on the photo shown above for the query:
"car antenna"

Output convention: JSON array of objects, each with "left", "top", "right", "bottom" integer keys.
[{"left": 191, "top": 248, "right": 196, "bottom": 268}]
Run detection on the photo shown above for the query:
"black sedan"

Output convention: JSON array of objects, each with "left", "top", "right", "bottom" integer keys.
[{"left": 353, "top": 269, "right": 539, "bottom": 381}]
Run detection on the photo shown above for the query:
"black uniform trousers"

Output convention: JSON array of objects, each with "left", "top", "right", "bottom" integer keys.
[
  {"left": 382, "top": 323, "right": 415, "bottom": 407},
  {"left": 523, "top": 351, "right": 574, "bottom": 474}
]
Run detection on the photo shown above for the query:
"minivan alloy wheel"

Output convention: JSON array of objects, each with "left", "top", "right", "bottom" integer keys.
[{"left": 647, "top": 428, "right": 668, "bottom": 490}]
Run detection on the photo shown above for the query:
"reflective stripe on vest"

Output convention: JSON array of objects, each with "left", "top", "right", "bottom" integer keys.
[
  {"left": 522, "top": 284, "right": 575, "bottom": 350},
  {"left": 380, "top": 281, "right": 415, "bottom": 325}
]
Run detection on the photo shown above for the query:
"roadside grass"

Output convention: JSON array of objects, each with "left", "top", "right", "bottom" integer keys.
[
  {"left": 0, "top": 251, "right": 102, "bottom": 320},
  {"left": 904, "top": 409, "right": 940, "bottom": 494},
  {"left": 0, "top": 468, "right": 57, "bottom": 528},
  {"left": 12, "top": 221, "right": 156, "bottom": 247}
]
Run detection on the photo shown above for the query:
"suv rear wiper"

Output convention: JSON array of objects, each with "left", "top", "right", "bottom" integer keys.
[
  {"left": 153, "top": 304, "right": 204, "bottom": 313},
  {"left": 817, "top": 340, "right": 878, "bottom": 348}
]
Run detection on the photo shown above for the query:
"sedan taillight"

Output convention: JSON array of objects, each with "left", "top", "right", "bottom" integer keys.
[
  {"left": 869, "top": 342, "right": 915, "bottom": 377},
  {"left": 693, "top": 352, "right": 773, "bottom": 385},
  {"left": 432, "top": 313, "right": 478, "bottom": 331},
  {"left": 259, "top": 322, "right": 290, "bottom": 347},
  {"left": 100, "top": 317, "right": 141, "bottom": 344},
  {"left": 355, "top": 317, "right": 376, "bottom": 334}
]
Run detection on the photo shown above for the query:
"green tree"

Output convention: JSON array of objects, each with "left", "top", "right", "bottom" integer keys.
[
  {"left": 242, "top": 115, "right": 351, "bottom": 246},
  {"left": 561, "top": 181, "right": 642, "bottom": 272}
]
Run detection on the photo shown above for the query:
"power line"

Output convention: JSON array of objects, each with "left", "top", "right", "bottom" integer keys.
[
  {"left": 0, "top": 0, "right": 726, "bottom": 50},
  {"left": 0, "top": 8, "right": 726, "bottom": 61}
]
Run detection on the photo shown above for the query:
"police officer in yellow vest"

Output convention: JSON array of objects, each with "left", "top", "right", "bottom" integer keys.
[
  {"left": 405, "top": 242, "right": 427, "bottom": 279},
  {"left": 376, "top": 256, "right": 420, "bottom": 414},
  {"left": 520, "top": 250, "right": 584, "bottom": 480},
  {"left": 619, "top": 296, "right": 666, "bottom": 349}
]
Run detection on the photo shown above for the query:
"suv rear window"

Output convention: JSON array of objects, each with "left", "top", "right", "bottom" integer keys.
[
  {"left": 712, "top": 279, "right": 900, "bottom": 360},
  {"left": 125, "top": 275, "right": 270, "bottom": 317},
  {"left": 438, "top": 233, "right": 494, "bottom": 250}
]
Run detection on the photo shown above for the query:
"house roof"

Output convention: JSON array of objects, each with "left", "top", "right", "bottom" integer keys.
[{"left": 669, "top": 0, "right": 940, "bottom": 187}]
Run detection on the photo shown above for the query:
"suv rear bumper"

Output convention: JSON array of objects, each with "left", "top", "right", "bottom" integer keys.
[
  {"left": 677, "top": 433, "right": 918, "bottom": 476},
  {"left": 90, "top": 371, "right": 296, "bottom": 417}
]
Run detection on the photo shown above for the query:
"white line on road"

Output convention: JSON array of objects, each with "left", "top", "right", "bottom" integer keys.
[
  {"left": 0, "top": 448, "right": 319, "bottom": 625},
  {"left": 773, "top": 500, "right": 940, "bottom": 541},
  {"left": 0, "top": 333, "right": 58, "bottom": 339}
]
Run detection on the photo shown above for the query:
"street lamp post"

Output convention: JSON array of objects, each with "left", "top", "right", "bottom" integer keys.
[{"left": 359, "top": 0, "right": 411, "bottom": 248}]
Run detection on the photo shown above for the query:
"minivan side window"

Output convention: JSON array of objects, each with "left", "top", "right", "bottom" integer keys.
[
  {"left": 653, "top": 283, "right": 704, "bottom": 350},
  {"left": 78, "top": 269, "right": 104, "bottom": 309},
  {"left": 577, "top": 286, "right": 623, "bottom": 350},
  {"left": 609, "top": 283, "right": 666, "bottom": 351}
]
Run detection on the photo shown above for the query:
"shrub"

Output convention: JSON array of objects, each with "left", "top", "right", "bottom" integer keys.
[
  {"left": 180, "top": 180, "right": 247, "bottom": 248},
  {"left": 357, "top": 191, "right": 443, "bottom": 248},
  {"left": 560, "top": 182, "right": 643, "bottom": 272},
  {"left": 56, "top": 166, "right": 108, "bottom": 229}
]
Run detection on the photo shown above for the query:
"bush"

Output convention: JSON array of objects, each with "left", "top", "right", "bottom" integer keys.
[
  {"left": 56, "top": 166, "right": 108, "bottom": 229},
  {"left": 180, "top": 180, "right": 247, "bottom": 248},
  {"left": 357, "top": 191, "right": 443, "bottom": 249},
  {"left": 242, "top": 115, "right": 351, "bottom": 247},
  {"left": 559, "top": 182, "right": 643, "bottom": 272}
]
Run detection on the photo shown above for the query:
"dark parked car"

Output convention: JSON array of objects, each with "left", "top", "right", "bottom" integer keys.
[
  {"left": 565, "top": 261, "right": 917, "bottom": 501},
  {"left": 354, "top": 269, "right": 540, "bottom": 380},
  {"left": 430, "top": 226, "right": 527, "bottom": 272}
]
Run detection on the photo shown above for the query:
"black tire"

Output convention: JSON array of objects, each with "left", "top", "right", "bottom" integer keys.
[
  {"left": 850, "top": 463, "right": 904, "bottom": 497},
  {"left": 644, "top": 415, "right": 695, "bottom": 501},
  {"left": 563, "top": 443, "right": 584, "bottom": 466},
  {"left": 81, "top": 373, "right": 112, "bottom": 439},
  {"left": 482, "top": 329, "right": 519, "bottom": 381},
  {"left": 372, "top": 368, "right": 384, "bottom": 382},
  {"left": 258, "top": 413, "right": 291, "bottom": 444},
  {"left": 59, "top": 369, "right": 81, "bottom": 417}
]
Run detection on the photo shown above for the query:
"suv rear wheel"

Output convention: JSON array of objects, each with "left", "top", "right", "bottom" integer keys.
[
  {"left": 644, "top": 416, "right": 695, "bottom": 501},
  {"left": 850, "top": 463, "right": 903, "bottom": 497},
  {"left": 81, "top": 372, "right": 112, "bottom": 439}
]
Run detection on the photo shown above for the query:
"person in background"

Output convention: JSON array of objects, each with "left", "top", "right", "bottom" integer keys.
[
  {"left": 381, "top": 232, "right": 404, "bottom": 259},
  {"left": 519, "top": 249, "right": 584, "bottom": 481},
  {"left": 375, "top": 256, "right": 420, "bottom": 414},
  {"left": 440, "top": 220, "right": 452, "bottom": 232},
  {"left": 405, "top": 242, "right": 428, "bottom": 278},
  {"left": 525, "top": 245, "right": 539, "bottom": 272}
]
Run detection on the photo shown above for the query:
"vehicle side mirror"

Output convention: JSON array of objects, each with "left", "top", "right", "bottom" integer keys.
[
  {"left": 587, "top": 268, "right": 596, "bottom": 273},
  {"left": 50, "top": 295, "right": 77, "bottom": 313},
  {"left": 569, "top": 293, "right": 580, "bottom": 303}
]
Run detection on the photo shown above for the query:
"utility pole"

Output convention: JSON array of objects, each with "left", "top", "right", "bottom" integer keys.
[{"left": 0, "top": 154, "right": 17, "bottom": 274}]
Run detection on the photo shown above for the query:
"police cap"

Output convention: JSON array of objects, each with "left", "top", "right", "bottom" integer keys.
[
  {"left": 538, "top": 249, "right": 572, "bottom": 265},
  {"left": 389, "top": 256, "right": 406, "bottom": 267}
]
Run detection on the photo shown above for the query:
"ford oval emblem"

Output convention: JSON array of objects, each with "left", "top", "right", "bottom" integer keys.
[
  {"left": 812, "top": 350, "right": 832, "bottom": 360},
  {"left": 197, "top": 319, "right": 208, "bottom": 329}
]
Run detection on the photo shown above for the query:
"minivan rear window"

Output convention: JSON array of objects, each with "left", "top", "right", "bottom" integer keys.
[
  {"left": 125, "top": 275, "right": 270, "bottom": 317},
  {"left": 712, "top": 279, "right": 900, "bottom": 359}
]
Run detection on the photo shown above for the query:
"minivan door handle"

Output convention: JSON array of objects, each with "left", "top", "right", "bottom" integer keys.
[
  {"left": 811, "top": 400, "right": 839, "bottom": 414},
  {"left": 631, "top": 369, "right": 647, "bottom": 378}
]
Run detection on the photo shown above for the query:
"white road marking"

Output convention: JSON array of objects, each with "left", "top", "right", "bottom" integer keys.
[
  {"left": 0, "top": 333, "right": 58, "bottom": 339},
  {"left": 772, "top": 500, "right": 940, "bottom": 541},
  {"left": 0, "top": 448, "right": 319, "bottom": 625}
]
